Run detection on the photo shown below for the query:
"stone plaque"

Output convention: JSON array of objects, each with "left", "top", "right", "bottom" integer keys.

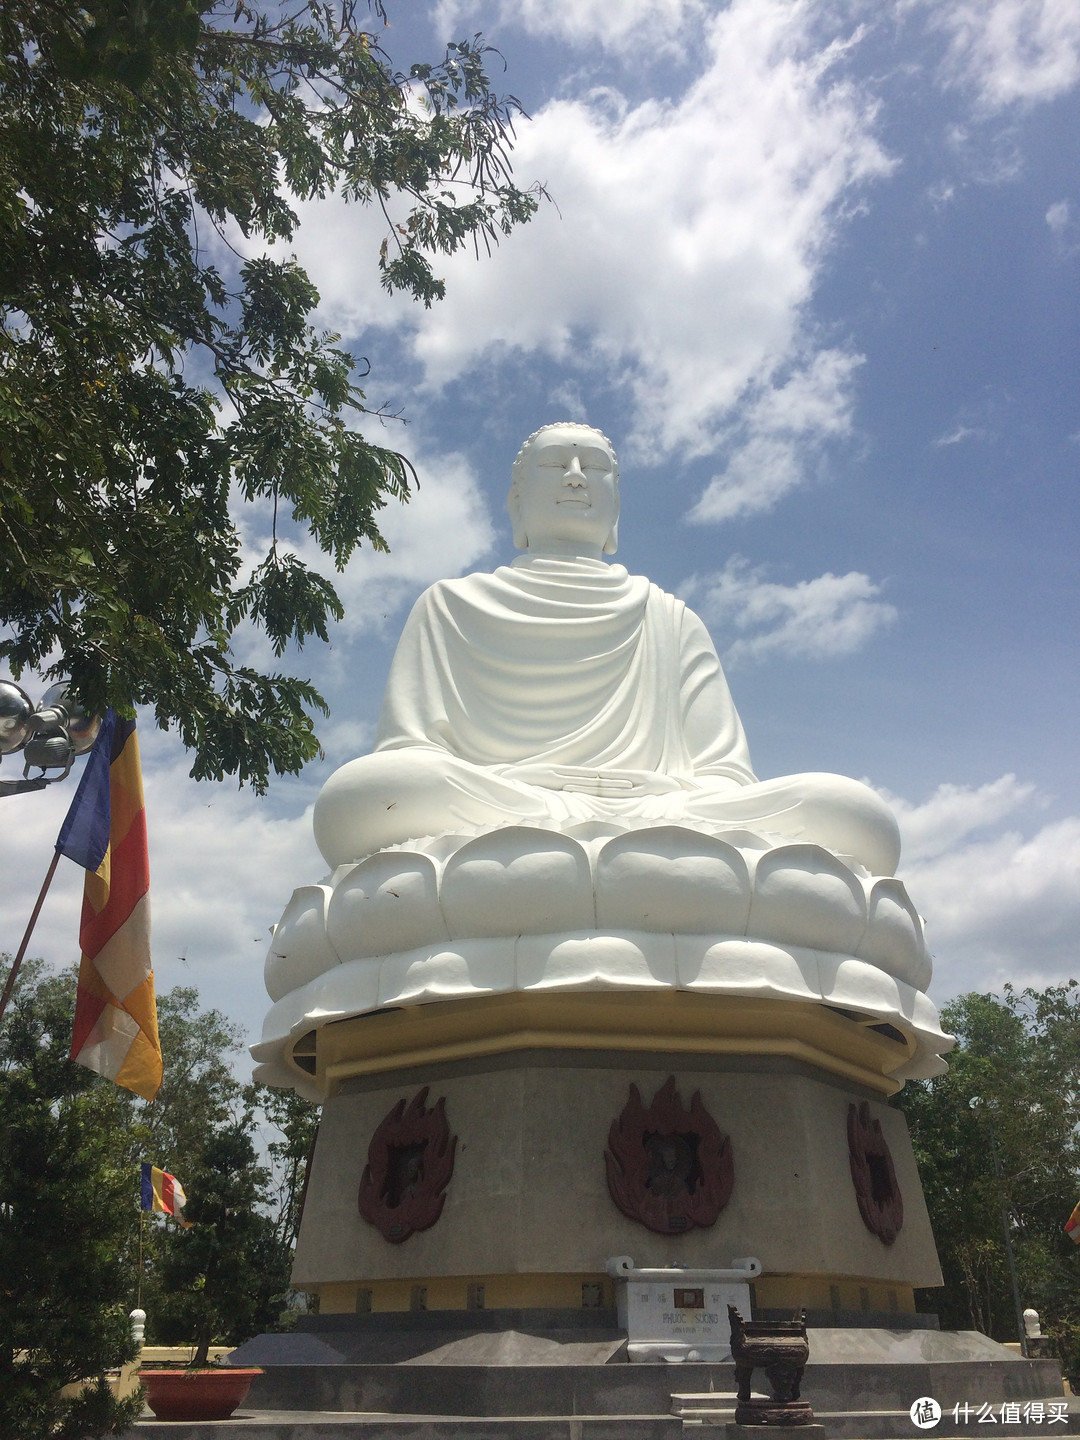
[
  {"left": 620, "top": 1278, "right": 751, "bottom": 1361},
  {"left": 607, "top": 1257, "right": 760, "bottom": 1363}
]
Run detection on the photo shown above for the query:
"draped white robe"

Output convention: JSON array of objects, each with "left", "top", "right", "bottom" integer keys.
[
  {"left": 374, "top": 555, "right": 756, "bottom": 785},
  {"left": 314, "top": 556, "right": 901, "bottom": 876}
]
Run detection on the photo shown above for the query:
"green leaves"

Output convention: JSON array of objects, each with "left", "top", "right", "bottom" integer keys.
[
  {"left": 242, "top": 553, "right": 345, "bottom": 656},
  {"left": 154, "top": 1123, "right": 289, "bottom": 1367},
  {"left": 0, "top": 960, "right": 319, "bottom": 1423},
  {"left": 0, "top": 961, "right": 142, "bottom": 1440},
  {"left": 0, "top": 0, "right": 538, "bottom": 790},
  {"left": 898, "top": 982, "right": 1080, "bottom": 1354}
]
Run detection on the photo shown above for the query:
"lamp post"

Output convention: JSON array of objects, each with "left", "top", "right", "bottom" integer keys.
[
  {"left": 969, "top": 1096, "right": 1027, "bottom": 1355},
  {"left": 0, "top": 678, "right": 101, "bottom": 797},
  {"left": 0, "top": 677, "right": 104, "bottom": 1023}
]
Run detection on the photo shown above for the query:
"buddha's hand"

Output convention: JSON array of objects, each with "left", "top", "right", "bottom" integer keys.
[{"left": 504, "top": 764, "right": 683, "bottom": 797}]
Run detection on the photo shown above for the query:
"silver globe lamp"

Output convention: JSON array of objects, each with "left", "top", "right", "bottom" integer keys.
[
  {"left": 0, "top": 679, "right": 34, "bottom": 756},
  {"left": 0, "top": 678, "right": 103, "bottom": 797}
]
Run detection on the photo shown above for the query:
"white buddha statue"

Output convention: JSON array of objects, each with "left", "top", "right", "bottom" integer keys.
[{"left": 314, "top": 423, "right": 901, "bottom": 879}]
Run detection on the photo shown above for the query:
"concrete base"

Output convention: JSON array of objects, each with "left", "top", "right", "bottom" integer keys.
[
  {"left": 230, "top": 1309, "right": 628, "bottom": 1367},
  {"left": 227, "top": 1321, "right": 1068, "bottom": 1411},
  {"left": 123, "top": 1325, "right": 1080, "bottom": 1439},
  {"left": 293, "top": 1049, "right": 941, "bottom": 1311}
]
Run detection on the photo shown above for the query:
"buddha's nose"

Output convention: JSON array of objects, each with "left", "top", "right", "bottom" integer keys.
[{"left": 563, "top": 458, "right": 586, "bottom": 486}]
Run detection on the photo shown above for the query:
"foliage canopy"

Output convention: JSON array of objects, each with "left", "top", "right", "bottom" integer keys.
[
  {"left": 0, "top": 959, "right": 142, "bottom": 1439},
  {"left": 0, "top": 957, "right": 317, "bottom": 1435},
  {"left": 898, "top": 982, "right": 1080, "bottom": 1376},
  {"left": 0, "top": 0, "right": 538, "bottom": 790}
]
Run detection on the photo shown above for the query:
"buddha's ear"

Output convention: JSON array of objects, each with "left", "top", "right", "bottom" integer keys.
[{"left": 508, "top": 490, "right": 528, "bottom": 550}]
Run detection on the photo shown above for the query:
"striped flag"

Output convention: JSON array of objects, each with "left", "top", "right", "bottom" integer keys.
[
  {"left": 57, "top": 708, "right": 162, "bottom": 1100},
  {"left": 1066, "top": 1201, "right": 1080, "bottom": 1244},
  {"left": 141, "top": 1163, "right": 187, "bottom": 1217}
]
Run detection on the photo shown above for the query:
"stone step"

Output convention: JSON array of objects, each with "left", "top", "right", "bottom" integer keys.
[
  {"left": 122, "top": 1402, "right": 1080, "bottom": 1440},
  {"left": 675, "top": 1403, "right": 1080, "bottom": 1436},
  {"left": 242, "top": 1356, "right": 1069, "bottom": 1420},
  {"left": 126, "top": 1413, "right": 684, "bottom": 1439}
]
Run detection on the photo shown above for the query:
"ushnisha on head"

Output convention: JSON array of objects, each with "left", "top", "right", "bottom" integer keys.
[{"left": 508, "top": 422, "right": 620, "bottom": 558}]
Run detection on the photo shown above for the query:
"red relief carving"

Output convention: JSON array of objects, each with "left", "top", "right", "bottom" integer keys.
[
  {"left": 605, "top": 1075, "right": 734, "bottom": 1234},
  {"left": 357, "top": 1088, "right": 457, "bottom": 1244},
  {"left": 847, "top": 1100, "right": 904, "bottom": 1246}
]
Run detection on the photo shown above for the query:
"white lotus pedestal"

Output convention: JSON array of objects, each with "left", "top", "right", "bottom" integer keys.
[{"left": 253, "top": 822, "right": 950, "bottom": 1323}]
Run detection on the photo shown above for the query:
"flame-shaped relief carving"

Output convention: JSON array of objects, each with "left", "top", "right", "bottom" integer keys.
[
  {"left": 357, "top": 1088, "right": 457, "bottom": 1243},
  {"left": 604, "top": 1075, "right": 734, "bottom": 1234},
  {"left": 847, "top": 1100, "right": 903, "bottom": 1246}
]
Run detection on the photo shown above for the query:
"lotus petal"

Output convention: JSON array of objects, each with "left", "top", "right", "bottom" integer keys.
[
  {"left": 264, "top": 886, "right": 338, "bottom": 1001},
  {"left": 441, "top": 827, "right": 593, "bottom": 938},
  {"left": 676, "top": 936, "right": 820, "bottom": 1000},
  {"left": 379, "top": 939, "right": 513, "bottom": 1006},
  {"left": 596, "top": 827, "right": 751, "bottom": 934},
  {"left": 326, "top": 852, "right": 447, "bottom": 961},
  {"left": 516, "top": 932, "right": 676, "bottom": 990},
  {"left": 857, "top": 879, "right": 932, "bottom": 990},
  {"left": 748, "top": 845, "right": 866, "bottom": 954}
]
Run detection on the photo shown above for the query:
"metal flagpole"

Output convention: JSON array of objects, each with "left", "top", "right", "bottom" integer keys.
[
  {"left": 138, "top": 1207, "right": 145, "bottom": 1311},
  {"left": 0, "top": 849, "right": 61, "bottom": 1023}
]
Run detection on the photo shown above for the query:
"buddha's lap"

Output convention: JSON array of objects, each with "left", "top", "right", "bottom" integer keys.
[{"left": 313, "top": 751, "right": 900, "bottom": 877}]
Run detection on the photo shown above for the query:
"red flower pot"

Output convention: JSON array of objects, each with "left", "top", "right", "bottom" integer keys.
[{"left": 141, "top": 1367, "right": 262, "bottom": 1421}]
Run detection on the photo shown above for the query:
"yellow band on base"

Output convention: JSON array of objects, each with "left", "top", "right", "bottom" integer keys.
[{"left": 297, "top": 990, "right": 912, "bottom": 1098}]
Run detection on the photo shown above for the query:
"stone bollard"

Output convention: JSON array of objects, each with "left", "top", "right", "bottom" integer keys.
[{"left": 1023, "top": 1307, "right": 1056, "bottom": 1360}]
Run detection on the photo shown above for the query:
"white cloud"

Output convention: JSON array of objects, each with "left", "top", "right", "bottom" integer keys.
[
  {"left": 434, "top": 0, "right": 706, "bottom": 53},
  {"left": 878, "top": 774, "right": 1079, "bottom": 1002},
  {"left": 932, "top": 423, "right": 985, "bottom": 446},
  {"left": 331, "top": 443, "right": 496, "bottom": 637},
  {"left": 927, "top": 180, "right": 957, "bottom": 208},
  {"left": 688, "top": 349, "right": 863, "bottom": 523},
  {"left": 885, "top": 774, "right": 1039, "bottom": 862},
  {"left": 1046, "top": 199, "right": 1071, "bottom": 232},
  {"left": 276, "top": 0, "right": 890, "bottom": 506},
  {"left": 688, "top": 557, "right": 897, "bottom": 663},
  {"left": 920, "top": 0, "right": 1080, "bottom": 112},
  {"left": 904, "top": 817, "right": 1080, "bottom": 998},
  {"left": 1046, "top": 198, "right": 1080, "bottom": 254}
]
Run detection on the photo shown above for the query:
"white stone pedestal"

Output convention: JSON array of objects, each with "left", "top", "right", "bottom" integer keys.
[{"left": 606, "top": 1255, "right": 761, "bottom": 1362}]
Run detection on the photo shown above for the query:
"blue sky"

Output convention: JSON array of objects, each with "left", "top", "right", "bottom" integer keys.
[{"left": 2, "top": 0, "right": 1078, "bottom": 1057}]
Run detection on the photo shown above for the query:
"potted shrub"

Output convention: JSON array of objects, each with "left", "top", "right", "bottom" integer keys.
[
  {"left": 141, "top": 1125, "right": 289, "bottom": 1421},
  {"left": 140, "top": 1366, "right": 263, "bottom": 1422}
]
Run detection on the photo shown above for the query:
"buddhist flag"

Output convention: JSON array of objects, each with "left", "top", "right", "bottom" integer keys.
[
  {"left": 57, "top": 708, "right": 162, "bottom": 1100},
  {"left": 1066, "top": 1201, "right": 1080, "bottom": 1244},
  {"left": 141, "top": 1163, "right": 187, "bottom": 1217}
]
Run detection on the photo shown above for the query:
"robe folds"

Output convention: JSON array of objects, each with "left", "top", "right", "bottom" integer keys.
[
  {"left": 374, "top": 555, "right": 756, "bottom": 786},
  {"left": 314, "top": 555, "right": 901, "bottom": 876}
]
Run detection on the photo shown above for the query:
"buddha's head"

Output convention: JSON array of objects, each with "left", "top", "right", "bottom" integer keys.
[{"left": 508, "top": 422, "right": 619, "bottom": 558}]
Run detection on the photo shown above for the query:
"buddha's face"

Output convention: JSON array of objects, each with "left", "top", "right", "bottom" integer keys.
[{"left": 512, "top": 425, "right": 619, "bottom": 557}]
